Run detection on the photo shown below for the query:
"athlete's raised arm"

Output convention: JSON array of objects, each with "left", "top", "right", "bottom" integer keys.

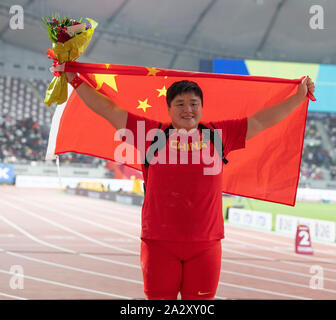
[
  {"left": 65, "top": 72, "right": 128, "bottom": 130},
  {"left": 246, "top": 76, "right": 315, "bottom": 140}
]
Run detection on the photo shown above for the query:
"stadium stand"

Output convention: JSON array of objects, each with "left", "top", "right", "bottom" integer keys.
[
  {"left": 0, "top": 75, "right": 52, "bottom": 126},
  {"left": 0, "top": 115, "right": 49, "bottom": 163},
  {"left": 0, "top": 75, "right": 104, "bottom": 167},
  {"left": 300, "top": 114, "right": 336, "bottom": 181}
]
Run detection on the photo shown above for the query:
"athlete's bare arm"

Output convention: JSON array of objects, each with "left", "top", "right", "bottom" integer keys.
[
  {"left": 65, "top": 72, "right": 128, "bottom": 130},
  {"left": 246, "top": 76, "right": 315, "bottom": 140}
]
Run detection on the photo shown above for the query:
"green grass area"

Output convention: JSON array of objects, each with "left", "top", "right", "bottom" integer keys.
[{"left": 222, "top": 196, "right": 336, "bottom": 230}]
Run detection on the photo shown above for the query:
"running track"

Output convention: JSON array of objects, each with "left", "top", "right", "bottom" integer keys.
[{"left": 0, "top": 186, "right": 335, "bottom": 300}]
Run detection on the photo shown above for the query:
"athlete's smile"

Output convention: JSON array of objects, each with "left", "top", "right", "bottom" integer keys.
[{"left": 168, "top": 92, "right": 202, "bottom": 131}]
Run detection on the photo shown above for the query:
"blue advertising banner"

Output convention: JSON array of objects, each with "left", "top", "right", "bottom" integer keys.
[{"left": 209, "top": 58, "right": 336, "bottom": 113}]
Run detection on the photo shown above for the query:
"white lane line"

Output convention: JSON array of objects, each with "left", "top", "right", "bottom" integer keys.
[
  {"left": 12, "top": 193, "right": 336, "bottom": 277},
  {"left": 221, "top": 269, "right": 336, "bottom": 295},
  {"left": 0, "top": 208, "right": 300, "bottom": 300},
  {"left": 226, "top": 236, "right": 336, "bottom": 268},
  {"left": 37, "top": 192, "right": 335, "bottom": 252},
  {"left": 0, "top": 218, "right": 146, "bottom": 297},
  {"left": 0, "top": 216, "right": 76, "bottom": 254},
  {"left": 30, "top": 192, "right": 142, "bottom": 219},
  {"left": 218, "top": 281, "right": 311, "bottom": 300},
  {"left": 43, "top": 235, "right": 76, "bottom": 240},
  {"left": 27, "top": 200, "right": 140, "bottom": 240},
  {"left": 0, "top": 191, "right": 332, "bottom": 298},
  {"left": 32, "top": 193, "right": 336, "bottom": 264},
  {"left": 222, "top": 245, "right": 276, "bottom": 261},
  {"left": 282, "top": 259, "right": 336, "bottom": 273},
  {"left": 2, "top": 195, "right": 140, "bottom": 242},
  {"left": 0, "top": 198, "right": 138, "bottom": 255},
  {"left": 63, "top": 205, "right": 140, "bottom": 228},
  {"left": 221, "top": 248, "right": 336, "bottom": 283},
  {"left": 2, "top": 249, "right": 227, "bottom": 300},
  {"left": 0, "top": 212, "right": 141, "bottom": 271},
  {"left": 103, "top": 238, "right": 136, "bottom": 243},
  {"left": 30, "top": 192, "right": 334, "bottom": 269},
  {"left": 57, "top": 197, "right": 141, "bottom": 222},
  {"left": 0, "top": 292, "right": 27, "bottom": 300},
  {"left": 0, "top": 269, "right": 131, "bottom": 299},
  {"left": 5, "top": 250, "right": 143, "bottom": 285},
  {"left": 0, "top": 214, "right": 138, "bottom": 264},
  {"left": 223, "top": 238, "right": 336, "bottom": 276},
  {"left": 63, "top": 193, "right": 142, "bottom": 212},
  {"left": 13, "top": 192, "right": 336, "bottom": 278},
  {"left": 0, "top": 216, "right": 320, "bottom": 297},
  {"left": 3, "top": 249, "right": 227, "bottom": 300},
  {"left": 227, "top": 226, "right": 336, "bottom": 255},
  {"left": 227, "top": 223, "right": 336, "bottom": 248},
  {"left": 82, "top": 251, "right": 336, "bottom": 297},
  {"left": 78, "top": 253, "right": 141, "bottom": 269},
  {"left": 228, "top": 226, "right": 336, "bottom": 251},
  {"left": 2, "top": 250, "right": 285, "bottom": 301}
]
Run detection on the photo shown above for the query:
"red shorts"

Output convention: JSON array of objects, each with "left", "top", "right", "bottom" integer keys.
[{"left": 140, "top": 239, "right": 222, "bottom": 300}]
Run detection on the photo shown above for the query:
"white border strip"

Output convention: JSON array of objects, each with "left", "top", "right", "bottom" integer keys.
[
  {"left": 45, "top": 85, "right": 73, "bottom": 160},
  {"left": 0, "top": 292, "right": 27, "bottom": 300}
]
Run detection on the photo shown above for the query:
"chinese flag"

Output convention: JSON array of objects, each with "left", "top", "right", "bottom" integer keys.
[{"left": 46, "top": 61, "right": 313, "bottom": 206}]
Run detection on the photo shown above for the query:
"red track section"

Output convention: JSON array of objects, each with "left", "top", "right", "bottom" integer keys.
[{"left": 0, "top": 186, "right": 335, "bottom": 300}]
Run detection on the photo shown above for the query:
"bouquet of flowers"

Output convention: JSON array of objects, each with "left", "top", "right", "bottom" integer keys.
[{"left": 42, "top": 13, "right": 98, "bottom": 106}]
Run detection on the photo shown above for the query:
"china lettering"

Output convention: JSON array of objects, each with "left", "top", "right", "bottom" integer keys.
[{"left": 169, "top": 140, "right": 208, "bottom": 151}]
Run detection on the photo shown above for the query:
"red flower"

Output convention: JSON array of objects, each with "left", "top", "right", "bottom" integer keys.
[
  {"left": 57, "top": 30, "right": 71, "bottom": 43},
  {"left": 72, "top": 21, "right": 80, "bottom": 25}
]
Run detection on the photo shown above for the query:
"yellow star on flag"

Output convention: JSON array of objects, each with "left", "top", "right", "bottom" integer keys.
[
  {"left": 157, "top": 85, "right": 167, "bottom": 97},
  {"left": 146, "top": 67, "right": 160, "bottom": 76},
  {"left": 94, "top": 74, "right": 118, "bottom": 91},
  {"left": 137, "top": 98, "right": 152, "bottom": 112}
]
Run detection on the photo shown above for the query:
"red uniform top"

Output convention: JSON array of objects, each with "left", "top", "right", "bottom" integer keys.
[{"left": 126, "top": 112, "right": 247, "bottom": 241}]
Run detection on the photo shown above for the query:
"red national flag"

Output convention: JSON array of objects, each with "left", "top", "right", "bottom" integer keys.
[{"left": 46, "top": 61, "right": 313, "bottom": 206}]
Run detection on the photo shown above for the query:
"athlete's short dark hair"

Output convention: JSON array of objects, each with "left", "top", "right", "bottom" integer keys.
[{"left": 166, "top": 80, "right": 203, "bottom": 107}]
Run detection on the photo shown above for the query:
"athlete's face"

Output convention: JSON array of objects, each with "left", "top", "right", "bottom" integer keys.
[{"left": 168, "top": 92, "right": 202, "bottom": 131}]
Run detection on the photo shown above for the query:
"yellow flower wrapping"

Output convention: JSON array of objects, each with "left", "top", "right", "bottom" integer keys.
[{"left": 44, "top": 18, "right": 98, "bottom": 107}]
